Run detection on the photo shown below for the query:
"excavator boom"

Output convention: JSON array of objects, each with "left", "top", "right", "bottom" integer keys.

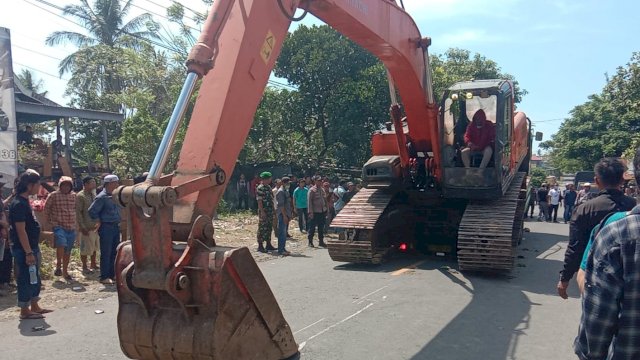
[
  {"left": 173, "top": 0, "right": 438, "bottom": 227},
  {"left": 114, "top": 1, "right": 438, "bottom": 359}
]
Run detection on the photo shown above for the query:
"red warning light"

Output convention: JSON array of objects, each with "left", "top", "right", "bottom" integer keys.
[{"left": 399, "top": 243, "right": 408, "bottom": 251}]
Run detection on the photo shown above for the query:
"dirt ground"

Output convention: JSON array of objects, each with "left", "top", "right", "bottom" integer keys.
[{"left": 0, "top": 212, "right": 316, "bottom": 322}]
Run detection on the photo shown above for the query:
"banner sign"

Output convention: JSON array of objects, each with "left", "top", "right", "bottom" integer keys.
[{"left": 0, "top": 27, "right": 18, "bottom": 187}]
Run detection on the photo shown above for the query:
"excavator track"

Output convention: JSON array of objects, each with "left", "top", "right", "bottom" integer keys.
[
  {"left": 328, "top": 188, "right": 394, "bottom": 264},
  {"left": 457, "top": 172, "right": 527, "bottom": 271}
]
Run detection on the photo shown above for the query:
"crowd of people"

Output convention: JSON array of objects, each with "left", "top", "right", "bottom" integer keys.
[
  {"left": 542, "top": 154, "right": 640, "bottom": 359},
  {"left": 0, "top": 170, "right": 123, "bottom": 320},
  {"left": 242, "top": 172, "right": 359, "bottom": 256},
  {"left": 528, "top": 181, "right": 606, "bottom": 223},
  {"left": 2, "top": 152, "right": 640, "bottom": 358}
]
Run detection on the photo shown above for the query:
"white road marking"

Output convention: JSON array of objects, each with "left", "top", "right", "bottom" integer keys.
[
  {"left": 352, "top": 285, "right": 388, "bottom": 303},
  {"left": 305, "top": 303, "right": 374, "bottom": 342},
  {"left": 293, "top": 318, "right": 326, "bottom": 335}
]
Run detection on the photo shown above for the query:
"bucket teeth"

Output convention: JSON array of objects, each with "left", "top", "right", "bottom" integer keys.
[{"left": 116, "top": 245, "right": 298, "bottom": 360}]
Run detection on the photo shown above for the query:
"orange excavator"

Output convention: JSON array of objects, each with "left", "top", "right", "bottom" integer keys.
[{"left": 113, "top": 0, "right": 533, "bottom": 359}]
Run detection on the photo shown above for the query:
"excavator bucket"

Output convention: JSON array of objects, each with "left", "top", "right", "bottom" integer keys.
[
  {"left": 114, "top": 184, "right": 298, "bottom": 360},
  {"left": 116, "top": 243, "right": 298, "bottom": 360}
]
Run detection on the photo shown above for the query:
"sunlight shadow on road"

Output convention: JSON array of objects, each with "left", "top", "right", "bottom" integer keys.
[
  {"left": 409, "top": 228, "right": 570, "bottom": 359},
  {"left": 18, "top": 318, "right": 57, "bottom": 336}
]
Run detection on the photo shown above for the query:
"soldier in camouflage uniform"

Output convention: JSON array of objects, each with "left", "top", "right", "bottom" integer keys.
[{"left": 256, "top": 172, "right": 276, "bottom": 253}]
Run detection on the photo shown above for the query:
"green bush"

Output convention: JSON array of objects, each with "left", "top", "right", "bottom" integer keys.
[{"left": 529, "top": 167, "right": 547, "bottom": 187}]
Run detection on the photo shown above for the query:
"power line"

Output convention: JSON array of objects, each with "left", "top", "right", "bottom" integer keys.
[
  {"left": 23, "top": 0, "right": 88, "bottom": 30},
  {"left": 24, "top": 0, "right": 182, "bottom": 55},
  {"left": 14, "top": 61, "right": 69, "bottom": 81},
  {"left": 129, "top": 2, "right": 200, "bottom": 32},
  {"left": 12, "top": 44, "right": 64, "bottom": 61},
  {"left": 8, "top": 29, "right": 71, "bottom": 57},
  {"left": 139, "top": 0, "right": 203, "bottom": 24},
  {"left": 166, "top": 0, "right": 205, "bottom": 22}
]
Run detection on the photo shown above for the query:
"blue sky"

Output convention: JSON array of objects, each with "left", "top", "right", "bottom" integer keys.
[{"left": 1, "top": 0, "right": 639, "bottom": 151}]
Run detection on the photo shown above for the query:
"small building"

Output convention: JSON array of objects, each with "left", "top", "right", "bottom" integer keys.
[
  {"left": 530, "top": 155, "right": 545, "bottom": 168},
  {"left": 1, "top": 26, "right": 123, "bottom": 186}
]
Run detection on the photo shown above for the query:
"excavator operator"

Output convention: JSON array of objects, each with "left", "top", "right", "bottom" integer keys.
[{"left": 461, "top": 109, "right": 496, "bottom": 169}]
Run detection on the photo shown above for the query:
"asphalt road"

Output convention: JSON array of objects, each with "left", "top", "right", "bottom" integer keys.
[{"left": 0, "top": 219, "right": 582, "bottom": 360}]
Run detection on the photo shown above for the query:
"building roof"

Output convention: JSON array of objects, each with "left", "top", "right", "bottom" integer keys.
[
  {"left": 531, "top": 155, "right": 544, "bottom": 161},
  {"left": 14, "top": 76, "right": 123, "bottom": 123}
]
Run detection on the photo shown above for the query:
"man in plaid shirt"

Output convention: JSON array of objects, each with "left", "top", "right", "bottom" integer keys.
[
  {"left": 575, "top": 148, "right": 640, "bottom": 359},
  {"left": 44, "top": 176, "right": 76, "bottom": 281}
]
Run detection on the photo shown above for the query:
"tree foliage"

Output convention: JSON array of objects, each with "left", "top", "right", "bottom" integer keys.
[
  {"left": 46, "top": 0, "right": 157, "bottom": 76},
  {"left": 542, "top": 52, "right": 640, "bottom": 172},
  {"left": 243, "top": 26, "right": 523, "bottom": 172},
  {"left": 431, "top": 48, "right": 527, "bottom": 103},
  {"left": 48, "top": 9, "right": 525, "bottom": 179},
  {"left": 16, "top": 69, "right": 48, "bottom": 97},
  {"left": 270, "top": 25, "right": 388, "bottom": 170},
  {"left": 47, "top": 0, "right": 186, "bottom": 172},
  {"left": 529, "top": 167, "right": 547, "bottom": 187}
]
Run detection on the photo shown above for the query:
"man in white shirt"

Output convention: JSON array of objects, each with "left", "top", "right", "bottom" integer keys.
[{"left": 548, "top": 185, "right": 561, "bottom": 223}]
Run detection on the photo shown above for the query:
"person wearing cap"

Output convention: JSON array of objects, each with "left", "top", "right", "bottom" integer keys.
[
  {"left": 307, "top": 176, "right": 328, "bottom": 247},
  {"left": 256, "top": 172, "right": 276, "bottom": 253},
  {"left": 76, "top": 176, "right": 99, "bottom": 274},
  {"left": 44, "top": 176, "right": 77, "bottom": 281},
  {"left": 577, "top": 182, "right": 593, "bottom": 205},
  {"left": 461, "top": 109, "right": 496, "bottom": 169},
  {"left": 89, "top": 174, "right": 121, "bottom": 284}
]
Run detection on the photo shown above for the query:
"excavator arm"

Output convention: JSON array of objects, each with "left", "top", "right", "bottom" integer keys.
[
  {"left": 173, "top": 0, "right": 439, "bottom": 226},
  {"left": 114, "top": 1, "right": 438, "bottom": 359}
]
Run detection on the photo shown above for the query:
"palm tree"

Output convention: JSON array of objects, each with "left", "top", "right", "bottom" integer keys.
[
  {"left": 46, "top": 0, "right": 157, "bottom": 76},
  {"left": 16, "top": 69, "right": 48, "bottom": 97}
]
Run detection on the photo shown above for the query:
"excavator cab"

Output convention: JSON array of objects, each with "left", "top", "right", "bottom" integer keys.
[{"left": 439, "top": 79, "right": 525, "bottom": 200}]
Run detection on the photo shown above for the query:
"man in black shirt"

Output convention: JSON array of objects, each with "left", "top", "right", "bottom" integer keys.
[
  {"left": 563, "top": 184, "right": 578, "bottom": 223},
  {"left": 557, "top": 158, "right": 636, "bottom": 299},
  {"left": 537, "top": 184, "right": 550, "bottom": 222}
]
